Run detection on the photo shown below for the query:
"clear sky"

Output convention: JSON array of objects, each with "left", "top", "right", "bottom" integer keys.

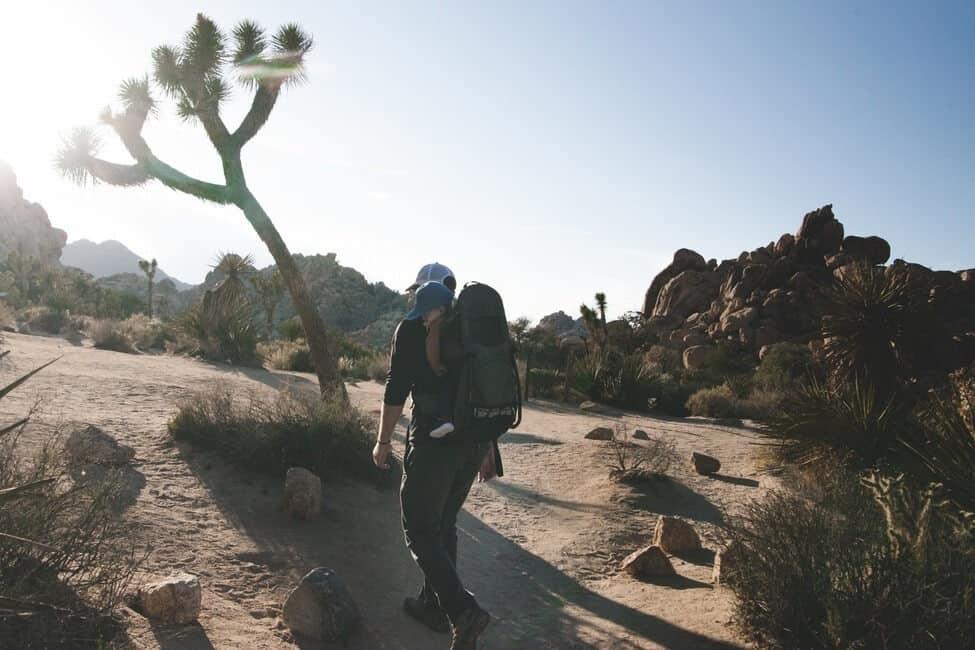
[{"left": 1, "top": 1, "right": 972, "bottom": 321}]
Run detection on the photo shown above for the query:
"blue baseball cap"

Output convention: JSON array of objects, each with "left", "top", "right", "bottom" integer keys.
[{"left": 406, "top": 281, "right": 455, "bottom": 320}]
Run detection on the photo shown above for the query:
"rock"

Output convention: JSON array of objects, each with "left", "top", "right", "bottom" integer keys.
[
  {"left": 138, "top": 573, "right": 202, "bottom": 624},
  {"left": 842, "top": 235, "right": 891, "bottom": 265},
  {"left": 585, "top": 426, "right": 615, "bottom": 441},
  {"left": 747, "top": 247, "right": 771, "bottom": 265},
  {"left": 0, "top": 162, "right": 68, "bottom": 265},
  {"left": 65, "top": 425, "right": 135, "bottom": 466},
  {"left": 682, "top": 345, "right": 712, "bottom": 371},
  {"left": 825, "top": 252, "right": 853, "bottom": 271},
  {"left": 713, "top": 542, "right": 746, "bottom": 586},
  {"left": 285, "top": 467, "right": 322, "bottom": 521},
  {"left": 632, "top": 430, "right": 649, "bottom": 440},
  {"left": 758, "top": 344, "right": 773, "bottom": 361},
  {"left": 754, "top": 324, "right": 779, "bottom": 350},
  {"left": 620, "top": 545, "right": 676, "bottom": 578},
  {"left": 579, "top": 400, "right": 605, "bottom": 413},
  {"left": 720, "top": 307, "right": 758, "bottom": 334},
  {"left": 652, "top": 270, "right": 720, "bottom": 321},
  {"left": 282, "top": 568, "right": 359, "bottom": 642},
  {"left": 692, "top": 452, "right": 721, "bottom": 475},
  {"left": 960, "top": 269, "right": 975, "bottom": 283},
  {"left": 559, "top": 335, "right": 587, "bottom": 354},
  {"left": 642, "top": 249, "right": 708, "bottom": 317},
  {"left": 683, "top": 330, "right": 709, "bottom": 348},
  {"left": 774, "top": 233, "right": 795, "bottom": 258},
  {"left": 652, "top": 516, "right": 702, "bottom": 554}
]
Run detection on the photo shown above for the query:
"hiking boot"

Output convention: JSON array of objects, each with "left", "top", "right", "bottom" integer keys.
[
  {"left": 403, "top": 596, "right": 449, "bottom": 633},
  {"left": 449, "top": 605, "right": 491, "bottom": 650}
]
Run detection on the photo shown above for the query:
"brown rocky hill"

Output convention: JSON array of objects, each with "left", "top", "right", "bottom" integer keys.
[
  {"left": 641, "top": 204, "right": 975, "bottom": 372},
  {"left": 0, "top": 161, "right": 66, "bottom": 265}
]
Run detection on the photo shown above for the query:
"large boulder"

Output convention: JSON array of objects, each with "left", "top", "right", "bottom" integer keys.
[
  {"left": 720, "top": 307, "right": 758, "bottom": 334},
  {"left": 282, "top": 568, "right": 359, "bottom": 642},
  {"left": 138, "top": 573, "right": 202, "bottom": 624},
  {"left": 692, "top": 452, "right": 721, "bottom": 475},
  {"left": 712, "top": 541, "right": 746, "bottom": 586},
  {"left": 65, "top": 425, "right": 135, "bottom": 466},
  {"left": 652, "top": 516, "right": 702, "bottom": 553},
  {"left": 652, "top": 270, "right": 720, "bottom": 321},
  {"left": 585, "top": 426, "right": 615, "bottom": 441},
  {"left": 285, "top": 467, "right": 322, "bottom": 521},
  {"left": 620, "top": 545, "right": 676, "bottom": 578},
  {"left": 842, "top": 235, "right": 891, "bottom": 265},
  {"left": 642, "top": 249, "right": 708, "bottom": 317},
  {"left": 683, "top": 345, "right": 712, "bottom": 371}
]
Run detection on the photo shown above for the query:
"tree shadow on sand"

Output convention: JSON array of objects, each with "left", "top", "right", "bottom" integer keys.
[
  {"left": 176, "top": 445, "right": 743, "bottom": 650},
  {"left": 149, "top": 621, "right": 216, "bottom": 650},
  {"left": 616, "top": 478, "right": 725, "bottom": 525}
]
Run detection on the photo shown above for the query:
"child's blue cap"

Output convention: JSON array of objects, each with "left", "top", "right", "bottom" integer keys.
[{"left": 406, "top": 281, "right": 454, "bottom": 320}]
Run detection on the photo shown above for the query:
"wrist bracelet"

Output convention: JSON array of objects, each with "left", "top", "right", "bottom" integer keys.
[{"left": 377, "top": 441, "right": 392, "bottom": 446}]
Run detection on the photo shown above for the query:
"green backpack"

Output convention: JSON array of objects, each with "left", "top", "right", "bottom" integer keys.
[{"left": 444, "top": 282, "right": 522, "bottom": 443}]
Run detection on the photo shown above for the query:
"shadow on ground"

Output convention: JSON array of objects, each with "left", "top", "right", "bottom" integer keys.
[{"left": 176, "top": 443, "right": 742, "bottom": 650}]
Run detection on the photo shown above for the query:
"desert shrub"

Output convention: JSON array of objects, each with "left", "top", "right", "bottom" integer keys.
[
  {"left": 168, "top": 388, "right": 394, "bottom": 488},
  {"left": 367, "top": 354, "right": 388, "bottom": 383},
  {"left": 527, "top": 367, "right": 561, "bottom": 398},
  {"left": 88, "top": 319, "right": 136, "bottom": 354},
  {"left": 278, "top": 315, "right": 305, "bottom": 341},
  {"left": 755, "top": 342, "right": 815, "bottom": 391},
  {"left": 177, "top": 302, "right": 260, "bottom": 366},
  {"left": 644, "top": 345, "right": 682, "bottom": 374},
  {"left": 260, "top": 338, "right": 315, "bottom": 373},
  {"left": 0, "top": 354, "right": 145, "bottom": 647},
  {"left": 607, "top": 426, "right": 680, "bottom": 484},
  {"left": 121, "top": 314, "right": 171, "bottom": 350},
  {"left": 687, "top": 384, "right": 739, "bottom": 419},
  {"left": 647, "top": 372, "right": 696, "bottom": 417},
  {"left": 728, "top": 465, "right": 975, "bottom": 649},
  {"left": 0, "top": 299, "right": 15, "bottom": 330},
  {"left": 19, "top": 305, "right": 67, "bottom": 334}
]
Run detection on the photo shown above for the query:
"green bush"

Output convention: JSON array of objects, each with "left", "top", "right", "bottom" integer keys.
[
  {"left": 20, "top": 306, "right": 67, "bottom": 334},
  {"left": 168, "top": 388, "right": 394, "bottom": 488},
  {"left": 278, "top": 316, "right": 305, "bottom": 341},
  {"left": 687, "top": 384, "right": 739, "bottom": 418},
  {"left": 367, "top": 354, "right": 388, "bottom": 383},
  {"left": 527, "top": 367, "right": 562, "bottom": 398},
  {"left": 728, "top": 465, "right": 975, "bottom": 649},
  {"left": 755, "top": 342, "right": 815, "bottom": 391}
]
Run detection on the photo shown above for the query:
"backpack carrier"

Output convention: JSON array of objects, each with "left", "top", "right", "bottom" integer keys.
[{"left": 447, "top": 282, "right": 522, "bottom": 443}]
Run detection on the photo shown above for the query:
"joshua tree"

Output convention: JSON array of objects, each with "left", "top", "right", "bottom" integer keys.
[
  {"left": 138, "top": 258, "right": 158, "bottom": 318},
  {"left": 56, "top": 14, "right": 343, "bottom": 397},
  {"left": 594, "top": 292, "right": 609, "bottom": 340},
  {"left": 250, "top": 270, "right": 284, "bottom": 338}
]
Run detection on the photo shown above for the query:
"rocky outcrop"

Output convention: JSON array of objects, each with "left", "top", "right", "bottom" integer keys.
[
  {"left": 639, "top": 204, "right": 975, "bottom": 371},
  {"left": 0, "top": 162, "right": 67, "bottom": 266},
  {"left": 642, "top": 249, "right": 707, "bottom": 317}
]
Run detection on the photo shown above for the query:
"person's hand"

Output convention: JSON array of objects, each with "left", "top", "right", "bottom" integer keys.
[
  {"left": 478, "top": 445, "right": 498, "bottom": 482},
  {"left": 373, "top": 441, "right": 392, "bottom": 470}
]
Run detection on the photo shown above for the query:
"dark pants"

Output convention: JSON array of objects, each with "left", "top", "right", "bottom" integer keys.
[{"left": 401, "top": 439, "right": 488, "bottom": 622}]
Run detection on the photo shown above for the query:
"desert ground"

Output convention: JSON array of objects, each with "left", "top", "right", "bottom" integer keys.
[{"left": 0, "top": 332, "right": 769, "bottom": 649}]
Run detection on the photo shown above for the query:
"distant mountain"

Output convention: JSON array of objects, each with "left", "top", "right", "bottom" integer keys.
[{"left": 61, "top": 239, "right": 192, "bottom": 290}]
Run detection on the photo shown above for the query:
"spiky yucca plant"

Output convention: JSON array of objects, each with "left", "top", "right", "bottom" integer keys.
[
  {"left": 137, "top": 258, "right": 157, "bottom": 319},
  {"left": 56, "top": 14, "right": 344, "bottom": 398},
  {"left": 821, "top": 263, "right": 930, "bottom": 398}
]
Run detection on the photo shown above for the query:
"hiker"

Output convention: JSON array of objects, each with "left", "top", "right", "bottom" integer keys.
[{"left": 373, "top": 263, "right": 494, "bottom": 649}]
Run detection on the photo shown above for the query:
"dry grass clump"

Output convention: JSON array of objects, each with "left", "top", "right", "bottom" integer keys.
[
  {"left": 168, "top": 387, "right": 395, "bottom": 488},
  {"left": 607, "top": 426, "right": 680, "bottom": 484},
  {"left": 88, "top": 319, "right": 136, "bottom": 354},
  {"left": 259, "top": 339, "right": 315, "bottom": 372},
  {"left": 18, "top": 306, "right": 68, "bottom": 335},
  {"left": 0, "top": 300, "right": 15, "bottom": 331}
]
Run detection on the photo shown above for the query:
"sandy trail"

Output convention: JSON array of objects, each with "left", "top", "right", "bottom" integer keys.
[{"left": 0, "top": 333, "right": 765, "bottom": 649}]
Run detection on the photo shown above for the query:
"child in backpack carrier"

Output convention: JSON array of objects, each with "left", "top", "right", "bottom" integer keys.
[
  {"left": 424, "top": 304, "right": 456, "bottom": 439},
  {"left": 409, "top": 280, "right": 458, "bottom": 439}
]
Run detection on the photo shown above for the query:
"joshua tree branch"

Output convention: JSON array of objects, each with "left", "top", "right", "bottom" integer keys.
[
  {"left": 233, "top": 84, "right": 280, "bottom": 146},
  {"left": 85, "top": 158, "right": 151, "bottom": 186},
  {"left": 104, "top": 110, "right": 233, "bottom": 203}
]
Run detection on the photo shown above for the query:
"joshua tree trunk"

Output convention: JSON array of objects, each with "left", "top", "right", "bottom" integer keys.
[
  {"left": 146, "top": 278, "right": 154, "bottom": 319},
  {"left": 239, "top": 192, "right": 344, "bottom": 397}
]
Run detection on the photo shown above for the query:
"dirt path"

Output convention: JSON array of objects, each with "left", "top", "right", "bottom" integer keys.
[{"left": 1, "top": 333, "right": 766, "bottom": 649}]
